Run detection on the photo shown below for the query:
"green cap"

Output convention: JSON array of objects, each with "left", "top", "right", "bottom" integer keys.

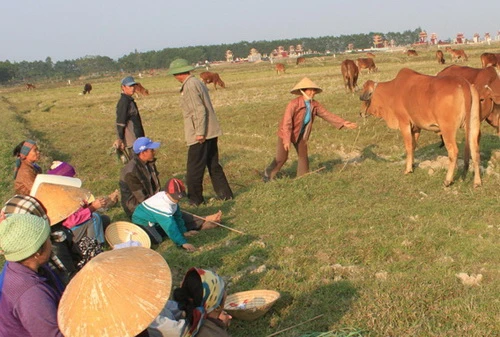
[
  {"left": 0, "top": 213, "right": 50, "bottom": 261},
  {"left": 167, "top": 59, "right": 195, "bottom": 75}
]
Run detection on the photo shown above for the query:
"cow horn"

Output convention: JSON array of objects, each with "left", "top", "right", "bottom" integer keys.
[{"left": 484, "top": 84, "right": 492, "bottom": 92}]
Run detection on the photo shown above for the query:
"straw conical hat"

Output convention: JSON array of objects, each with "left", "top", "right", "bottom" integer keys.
[
  {"left": 34, "top": 183, "right": 92, "bottom": 225},
  {"left": 58, "top": 247, "right": 172, "bottom": 337},
  {"left": 290, "top": 77, "right": 323, "bottom": 95}
]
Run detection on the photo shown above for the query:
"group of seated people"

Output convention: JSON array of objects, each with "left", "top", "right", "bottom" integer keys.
[{"left": 1, "top": 138, "right": 233, "bottom": 336}]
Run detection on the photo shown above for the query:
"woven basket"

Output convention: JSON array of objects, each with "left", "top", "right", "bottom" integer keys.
[
  {"left": 224, "top": 290, "right": 280, "bottom": 321},
  {"left": 105, "top": 221, "right": 151, "bottom": 249}
]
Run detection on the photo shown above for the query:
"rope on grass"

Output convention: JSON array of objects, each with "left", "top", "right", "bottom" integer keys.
[
  {"left": 338, "top": 124, "right": 362, "bottom": 174},
  {"left": 265, "top": 314, "right": 324, "bottom": 337}
]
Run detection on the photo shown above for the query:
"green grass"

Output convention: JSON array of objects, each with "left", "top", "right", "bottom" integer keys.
[{"left": 1, "top": 43, "right": 500, "bottom": 336}]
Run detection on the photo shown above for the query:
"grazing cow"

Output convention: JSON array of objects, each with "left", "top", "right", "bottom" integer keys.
[
  {"left": 437, "top": 65, "right": 500, "bottom": 135},
  {"left": 275, "top": 63, "right": 286, "bottom": 75},
  {"left": 25, "top": 83, "right": 36, "bottom": 91},
  {"left": 359, "top": 68, "right": 481, "bottom": 187},
  {"left": 407, "top": 49, "right": 418, "bottom": 56},
  {"left": 480, "top": 52, "right": 500, "bottom": 68},
  {"left": 341, "top": 59, "right": 359, "bottom": 93},
  {"left": 296, "top": 57, "right": 306, "bottom": 65},
  {"left": 436, "top": 50, "right": 445, "bottom": 64},
  {"left": 445, "top": 47, "right": 468, "bottom": 62},
  {"left": 199, "top": 71, "right": 226, "bottom": 90},
  {"left": 366, "top": 52, "right": 376, "bottom": 58},
  {"left": 82, "top": 83, "right": 92, "bottom": 95},
  {"left": 357, "top": 58, "right": 377, "bottom": 73},
  {"left": 134, "top": 82, "right": 150, "bottom": 96}
]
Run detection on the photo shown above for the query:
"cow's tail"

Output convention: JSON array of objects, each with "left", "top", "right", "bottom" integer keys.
[{"left": 464, "top": 83, "right": 482, "bottom": 187}]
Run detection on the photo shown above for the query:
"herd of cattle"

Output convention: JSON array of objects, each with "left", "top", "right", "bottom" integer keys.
[{"left": 343, "top": 50, "right": 500, "bottom": 187}]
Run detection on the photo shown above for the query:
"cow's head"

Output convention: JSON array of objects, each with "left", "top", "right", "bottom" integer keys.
[{"left": 359, "top": 80, "right": 376, "bottom": 117}]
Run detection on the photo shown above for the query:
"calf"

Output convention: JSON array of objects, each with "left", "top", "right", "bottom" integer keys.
[
  {"left": 357, "top": 58, "right": 377, "bottom": 73},
  {"left": 296, "top": 57, "right": 306, "bottom": 65},
  {"left": 445, "top": 47, "right": 468, "bottom": 62},
  {"left": 275, "top": 63, "right": 285, "bottom": 75},
  {"left": 82, "top": 83, "right": 92, "bottom": 95},
  {"left": 480, "top": 52, "right": 500, "bottom": 68},
  {"left": 134, "top": 82, "right": 150, "bottom": 96},
  {"left": 199, "top": 71, "right": 226, "bottom": 90},
  {"left": 25, "top": 83, "right": 36, "bottom": 91},
  {"left": 436, "top": 50, "right": 445, "bottom": 64},
  {"left": 406, "top": 49, "right": 418, "bottom": 56},
  {"left": 341, "top": 59, "right": 359, "bottom": 93}
]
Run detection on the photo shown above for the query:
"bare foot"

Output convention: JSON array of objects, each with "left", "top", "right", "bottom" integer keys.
[{"left": 201, "top": 210, "right": 222, "bottom": 230}]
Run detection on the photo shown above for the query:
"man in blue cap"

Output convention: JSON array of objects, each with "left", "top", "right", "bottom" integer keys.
[
  {"left": 114, "top": 76, "right": 145, "bottom": 160},
  {"left": 119, "top": 137, "right": 161, "bottom": 218}
]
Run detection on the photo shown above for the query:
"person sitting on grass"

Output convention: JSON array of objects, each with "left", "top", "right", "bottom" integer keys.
[
  {"left": 132, "top": 178, "right": 222, "bottom": 252},
  {"left": 0, "top": 213, "right": 65, "bottom": 337},
  {"left": 13, "top": 139, "right": 42, "bottom": 195}
]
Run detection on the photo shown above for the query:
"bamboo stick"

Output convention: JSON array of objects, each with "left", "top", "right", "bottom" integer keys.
[{"left": 182, "top": 210, "right": 246, "bottom": 235}]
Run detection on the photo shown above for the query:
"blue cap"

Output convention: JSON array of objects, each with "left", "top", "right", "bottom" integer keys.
[
  {"left": 133, "top": 137, "right": 161, "bottom": 154},
  {"left": 121, "top": 76, "right": 137, "bottom": 86}
]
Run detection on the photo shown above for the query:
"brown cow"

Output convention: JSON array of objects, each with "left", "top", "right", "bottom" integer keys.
[
  {"left": 445, "top": 47, "right": 468, "bottom": 62},
  {"left": 357, "top": 58, "right": 377, "bottom": 73},
  {"left": 359, "top": 68, "right": 481, "bottom": 187},
  {"left": 366, "top": 52, "right": 376, "bottom": 58},
  {"left": 25, "top": 83, "right": 36, "bottom": 91},
  {"left": 199, "top": 71, "right": 225, "bottom": 90},
  {"left": 480, "top": 52, "right": 500, "bottom": 68},
  {"left": 275, "top": 63, "right": 285, "bottom": 75},
  {"left": 341, "top": 59, "right": 359, "bottom": 93},
  {"left": 134, "top": 82, "right": 150, "bottom": 96},
  {"left": 437, "top": 65, "right": 500, "bottom": 135},
  {"left": 296, "top": 57, "right": 306, "bottom": 65},
  {"left": 407, "top": 49, "right": 418, "bottom": 56},
  {"left": 83, "top": 83, "right": 92, "bottom": 95},
  {"left": 436, "top": 50, "right": 445, "bottom": 64}
]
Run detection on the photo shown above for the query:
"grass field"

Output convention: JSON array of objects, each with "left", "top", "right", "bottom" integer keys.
[{"left": 1, "top": 43, "right": 500, "bottom": 337}]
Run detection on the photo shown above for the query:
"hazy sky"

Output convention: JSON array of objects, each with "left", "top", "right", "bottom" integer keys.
[{"left": 2, "top": 0, "right": 499, "bottom": 62}]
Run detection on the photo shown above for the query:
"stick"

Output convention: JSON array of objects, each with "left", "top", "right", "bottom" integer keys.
[
  {"left": 294, "top": 166, "right": 325, "bottom": 180},
  {"left": 338, "top": 126, "right": 362, "bottom": 174},
  {"left": 181, "top": 210, "right": 246, "bottom": 235},
  {"left": 266, "top": 314, "right": 324, "bottom": 337}
]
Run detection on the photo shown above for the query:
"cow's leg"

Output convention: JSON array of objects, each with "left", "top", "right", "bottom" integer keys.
[
  {"left": 399, "top": 124, "right": 414, "bottom": 174},
  {"left": 440, "top": 131, "right": 458, "bottom": 186}
]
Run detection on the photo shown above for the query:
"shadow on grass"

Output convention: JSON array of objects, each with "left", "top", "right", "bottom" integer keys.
[{"left": 229, "top": 281, "right": 359, "bottom": 337}]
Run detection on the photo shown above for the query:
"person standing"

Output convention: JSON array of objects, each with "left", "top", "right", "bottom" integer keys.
[
  {"left": 264, "top": 77, "right": 357, "bottom": 180},
  {"left": 167, "top": 59, "right": 233, "bottom": 206},
  {"left": 114, "top": 76, "right": 145, "bottom": 159}
]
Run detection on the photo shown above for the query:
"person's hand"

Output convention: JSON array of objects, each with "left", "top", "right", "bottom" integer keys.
[
  {"left": 218, "top": 310, "right": 232, "bottom": 327},
  {"left": 184, "top": 230, "right": 198, "bottom": 237},
  {"left": 182, "top": 243, "right": 197, "bottom": 252},
  {"left": 0, "top": 211, "right": 6, "bottom": 223},
  {"left": 196, "top": 135, "right": 206, "bottom": 144},
  {"left": 343, "top": 121, "right": 357, "bottom": 129},
  {"left": 283, "top": 142, "right": 290, "bottom": 151},
  {"left": 113, "top": 139, "right": 125, "bottom": 151},
  {"left": 89, "top": 197, "right": 106, "bottom": 211}
]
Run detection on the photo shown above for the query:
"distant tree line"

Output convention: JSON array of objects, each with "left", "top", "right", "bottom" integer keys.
[{"left": 0, "top": 28, "right": 422, "bottom": 84}]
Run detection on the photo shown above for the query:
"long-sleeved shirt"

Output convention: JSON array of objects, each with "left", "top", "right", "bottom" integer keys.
[
  {"left": 132, "top": 191, "right": 188, "bottom": 246},
  {"left": 116, "top": 93, "right": 145, "bottom": 147},
  {"left": 0, "top": 262, "right": 63, "bottom": 337}
]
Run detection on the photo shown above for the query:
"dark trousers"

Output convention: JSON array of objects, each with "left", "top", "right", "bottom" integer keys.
[
  {"left": 266, "top": 136, "right": 309, "bottom": 179},
  {"left": 186, "top": 137, "right": 233, "bottom": 205}
]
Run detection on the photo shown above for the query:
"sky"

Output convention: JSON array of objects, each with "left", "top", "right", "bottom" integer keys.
[{"left": 2, "top": 0, "right": 500, "bottom": 63}]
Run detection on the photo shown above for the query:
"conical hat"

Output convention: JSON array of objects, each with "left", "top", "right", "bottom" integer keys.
[
  {"left": 34, "top": 183, "right": 92, "bottom": 225},
  {"left": 290, "top": 77, "right": 323, "bottom": 95},
  {"left": 58, "top": 247, "right": 172, "bottom": 337}
]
